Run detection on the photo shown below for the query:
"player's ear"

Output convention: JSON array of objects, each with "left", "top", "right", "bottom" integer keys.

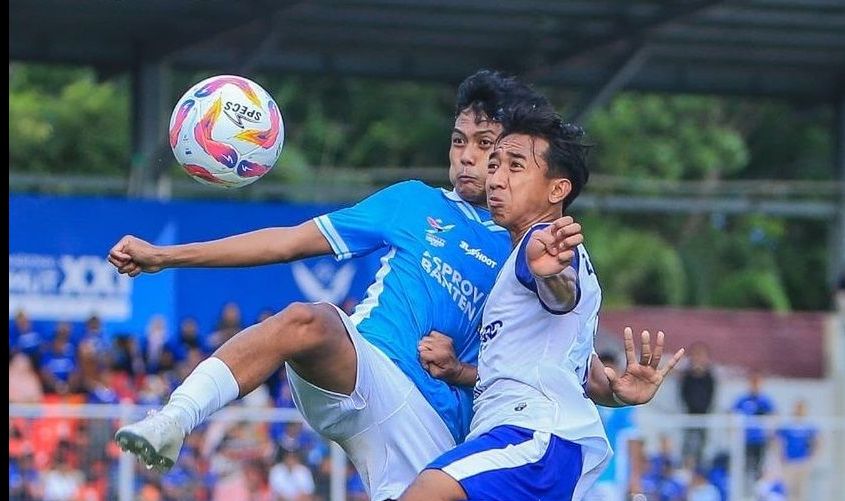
[{"left": 548, "top": 178, "right": 571, "bottom": 205}]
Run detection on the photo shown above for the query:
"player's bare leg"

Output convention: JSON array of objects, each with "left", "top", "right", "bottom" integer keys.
[
  {"left": 215, "top": 302, "right": 357, "bottom": 395},
  {"left": 116, "top": 301, "right": 356, "bottom": 470},
  {"left": 400, "top": 470, "right": 467, "bottom": 501}
]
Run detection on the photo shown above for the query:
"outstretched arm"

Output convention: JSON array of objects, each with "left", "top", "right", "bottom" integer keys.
[
  {"left": 588, "top": 327, "right": 685, "bottom": 407},
  {"left": 108, "top": 221, "right": 331, "bottom": 276}
]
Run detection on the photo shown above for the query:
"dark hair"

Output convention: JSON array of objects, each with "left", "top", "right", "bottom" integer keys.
[
  {"left": 501, "top": 103, "right": 591, "bottom": 210},
  {"left": 454, "top": 69, "right": 551, "bottom": 125}
]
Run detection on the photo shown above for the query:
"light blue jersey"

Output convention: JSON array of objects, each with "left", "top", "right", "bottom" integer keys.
[{"left": 313, "top": 180, "right": 511, "bottom": 442}]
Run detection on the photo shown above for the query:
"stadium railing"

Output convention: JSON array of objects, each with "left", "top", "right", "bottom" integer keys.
[
  {"left": 9, "top": 402, "right": 349, "bottom": 501},
  {"left": 8, "top": 404, "right": 845, "bottom": 501}
]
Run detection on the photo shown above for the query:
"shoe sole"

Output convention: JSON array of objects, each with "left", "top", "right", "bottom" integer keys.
[{"left": 115, "top": 429, "right": 175, "bottom": 472}]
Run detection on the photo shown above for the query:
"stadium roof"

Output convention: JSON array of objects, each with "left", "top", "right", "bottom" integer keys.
[{"left": 10, "top": 0, "right": 845, "bottom": 102}]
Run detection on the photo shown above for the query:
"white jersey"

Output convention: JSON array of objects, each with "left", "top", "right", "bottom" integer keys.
[{"left": 469, "top": 223, "right": 610, "bottom": 492}]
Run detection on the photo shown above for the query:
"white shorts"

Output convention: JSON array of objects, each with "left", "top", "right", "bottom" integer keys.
[{"left": 285, "top": 304, "right": 456, "bottom": 501}]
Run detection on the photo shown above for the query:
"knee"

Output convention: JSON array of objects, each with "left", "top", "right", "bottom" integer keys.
[
  {"left": 270, "top": 302, "right": 322, "bottom": 335},
  {"left": 276, "top": 302, "right": 319, "bottom": 327},
  {"left": 269, "top": 302, "right": 335, "bottom": 346}
]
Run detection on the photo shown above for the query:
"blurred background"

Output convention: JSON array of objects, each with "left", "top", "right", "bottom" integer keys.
[{"left": 8, "top": 1, "right": 845, "bottom": 500}]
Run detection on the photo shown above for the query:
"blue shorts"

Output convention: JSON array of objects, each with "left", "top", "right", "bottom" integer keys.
[{"left": 428, "top": 425, "right": 583, "bottom": 501}]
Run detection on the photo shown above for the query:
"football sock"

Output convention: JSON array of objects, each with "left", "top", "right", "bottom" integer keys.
[{"left": 160, "top": 356, "right": 240, "bottom": 436}]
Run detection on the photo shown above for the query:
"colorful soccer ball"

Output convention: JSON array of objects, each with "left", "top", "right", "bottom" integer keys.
[{"left": 169, "top": 75, "right": 284, "bottom": 188}]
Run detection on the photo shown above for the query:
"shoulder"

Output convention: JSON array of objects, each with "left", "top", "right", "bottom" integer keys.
[
  {"left": 360, "top": 180, "right": 432, "bottom": 205},
  {"left": 388, "top": 179, "right": 432, "bottom": 195}
]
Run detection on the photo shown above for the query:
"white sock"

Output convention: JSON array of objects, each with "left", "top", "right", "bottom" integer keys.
[{"left": 160, "top": 357, "right": 240, "bottom": 436}]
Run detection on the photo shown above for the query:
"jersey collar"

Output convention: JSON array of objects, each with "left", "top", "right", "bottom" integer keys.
[{"left": 440, "top": 188, "right": 507, "bottom": 232}]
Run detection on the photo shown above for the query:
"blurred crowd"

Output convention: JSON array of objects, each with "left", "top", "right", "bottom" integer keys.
[
  {"left": 588, "top": 344, "right": 819, "bottom": 501},
  {"left": 9, "top": 303, "right": 826, "bottom": 501},
  {"left": 8, "top": 305, "right": 368, "bottom": 501}
]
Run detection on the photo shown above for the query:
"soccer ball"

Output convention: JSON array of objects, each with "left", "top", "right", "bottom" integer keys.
[{"left": 169, "top": 75, "right": 284, "bottom": 188}]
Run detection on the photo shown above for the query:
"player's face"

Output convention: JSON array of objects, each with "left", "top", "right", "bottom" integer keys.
[
  {"left": 486, "top": 133, "right": 570, "bottom": 235},
  {"left": 449, "top": 109, "right": 502, "bottom": 205}
]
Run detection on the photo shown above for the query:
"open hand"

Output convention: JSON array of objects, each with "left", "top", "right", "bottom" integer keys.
[{"left": 606, "top": 327, "right": 685, "bottom": 405}]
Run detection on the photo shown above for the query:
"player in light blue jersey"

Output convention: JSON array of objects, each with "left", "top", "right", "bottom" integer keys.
[
  {"left": 400, "top": 104, "right": 685, "bottom": 501},
  {"left": 108, "top": 71, "right": 551, "bottom": 500}
]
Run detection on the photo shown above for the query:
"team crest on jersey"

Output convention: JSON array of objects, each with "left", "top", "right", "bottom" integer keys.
[{"left": 425, "top": 217, "right": 453, "bottom": 247}]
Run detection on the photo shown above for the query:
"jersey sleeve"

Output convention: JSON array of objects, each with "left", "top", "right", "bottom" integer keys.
[
  {"left": 514, "top": 225, "right": 581, "bottom": 315},
  {"left": 313, "top": 182, "right": 411, "bottom": 260}
]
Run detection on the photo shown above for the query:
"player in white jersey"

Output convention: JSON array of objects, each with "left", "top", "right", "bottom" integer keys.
[{"left": 401, "top": 104, "right": 685, "bottom": 501}]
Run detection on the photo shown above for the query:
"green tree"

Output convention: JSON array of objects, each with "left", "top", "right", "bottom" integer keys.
[
  {"left": 10, "top": 64, "right": 130, "bottom": 175},
  {"left": 8, "top": 65, "right": 835, "bottom": 311}
]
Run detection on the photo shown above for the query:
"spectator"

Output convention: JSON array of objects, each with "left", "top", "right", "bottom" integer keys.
[
  {"left": 776, "top": 400, "right": 817, "bottom": 501},
  {"left": 688, "top": 467, "right": 721, "bottom": 501},
  {"left": 12, "top": 450, "right": 42, "bottom": 501},
  {"left": 346, "top": 462, "right": 368, "bottom": 501},
  {"left": 78, "top": 315, "right": 110, "bottom": 358},
  {"left": 12, "top": 310, "right": 43, "bottom": 366},
  {"left": 111, "top": 333, "right": 145, "bottom": 377},
  {"left": 168, "top": 316, "right": 208, "bottom": 363},
  {"left": 42, "top": 451, "right": 84, "bottom": 501},
  {"left": 311, "top": 457, "right": 333, "bottom": 501},
  {"left": 733, "top": 371, "right": 775, "bottom": 482},
  {"left": 208, "top": 302, "right": 242, "bottom": 349},
  {"left": 9, "top": 459, "right": 26, "bottom": 500},
  {"left": 269, "top": 449, "right": 315, "bottom": 501},
  {"left": 755, "top": 474, "right": 787, "bottom": 501},
  {"left": 585, "top": 351, "right": 645, "bottom": 501},
  {"left": 76, "top": 340, "right": 123, "bottom": 404},
  {"left": 39, "top": 324, "right": 78, "bottom": 395},
  {"left": 213, "top": 458, "right": 272, "bottom": 501},
  {"left": 9, "top": 352, "right": 44, "bottom": 403},
  {"left": 680, "top": 341, "right": 716, "bottom": 467},
  {"left": 274, "top": 422, "right": 316, "bottom": 455},
  {"left": 642, "top": 456, "right": 685, "bottom": 501},
  {"left": 137, "top": 374, "right": 169, "bottom": 406},
  {"left": 143, "top": 315, "right": 169, "bottom": 373}
]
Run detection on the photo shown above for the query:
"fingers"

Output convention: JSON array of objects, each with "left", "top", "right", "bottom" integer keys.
[
  {"left": 604, "top": 366, "right": 618, "bottom": 384},
  {"left": 107, "top": 255, "right": 126, "bottom": 269},
  {"left": 556, "top": 250, "right": 575, "bottom": 265},
  {"left": 550, "top": 216, "right": 574, "bottom": 232},
  {"left": 553, "top": 222, "right": 581, "bottom": 240},
  {"left": 111, "top": 257, "right": 140, "bottom": 277},
  {"left": 420, "top": 332, "right": 452, "bottom": 347},
  {"left": 556, "top": 232, "right": 583, "bottom": 254},
  {"left": 623, "top": 327, "right": 637, "bottom": 366},
  {"left": 109, "top": 236, "right": 133, "bottom": 261},
  {"left": 639, "top": 330, "right": 652, "bottom": 366},
  {"left": 419, "top": 350, "right": 439, "bottom": 364},
  {"left": 651, "top": 331, "right": 665, "bottom": 368},
  {"left": 660, "top": 348, "right": 686, "bottom": 377},
  {"left": 532, "top": 230, "right": 559, "bottom": 256}
]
